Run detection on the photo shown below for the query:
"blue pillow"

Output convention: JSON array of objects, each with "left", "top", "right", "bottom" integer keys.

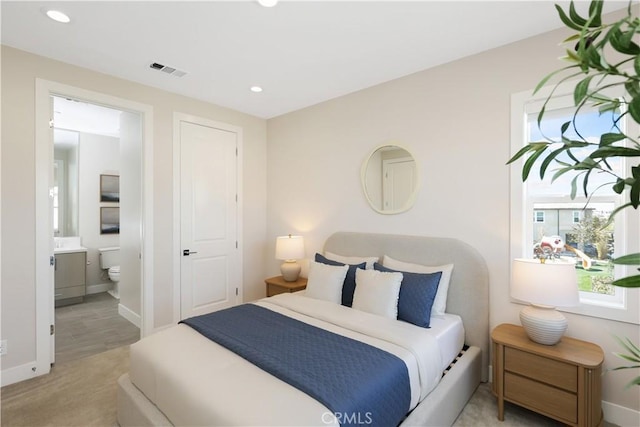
[
  {"left": 374, "top": 262, "right": 441, "bottom": 328},
  {"left": 315, "top": 253, "right": 365, "bottom": 307}
]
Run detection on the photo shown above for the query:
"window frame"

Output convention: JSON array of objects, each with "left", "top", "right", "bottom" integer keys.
[{"left": 510, "top": 82, "right": 640, "bottom": 325}]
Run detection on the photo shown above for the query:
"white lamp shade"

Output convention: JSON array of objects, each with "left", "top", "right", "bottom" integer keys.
[
  {"left": 511, "top": 258, "right": 579, "bottom": 307},
  {"left": 275, "top": 235, "right": 305, "bottom": 261}
]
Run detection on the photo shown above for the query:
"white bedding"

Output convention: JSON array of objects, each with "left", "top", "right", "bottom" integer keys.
[
  {"left": 129, "top": 293, "right": 458, "bottom": 426},
  {"left": 429, "top": 313, "right": 465, "bottom": 372}
]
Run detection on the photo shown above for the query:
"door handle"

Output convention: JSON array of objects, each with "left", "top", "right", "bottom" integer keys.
[{"left": 183, "top": 249, "right": 198, "bottom": 256}]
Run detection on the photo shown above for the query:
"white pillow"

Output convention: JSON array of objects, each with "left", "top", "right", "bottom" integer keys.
[
  {"left": 352, "top": 268, "right": 402, "bottom": 319},
  {"left": 305, "top": 261, "right": 349, "bottom": 304},
  {"left": 324, "top": 251, "right": 379, "bottom": 269},
  {"left": 382, "top": 255, "right": 454, "bottom": 316}
]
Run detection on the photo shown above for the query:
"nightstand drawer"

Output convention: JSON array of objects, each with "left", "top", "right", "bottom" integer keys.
[
  {"left": 505, "top": 372, "right": 577, "bottom": 424},
  {"left": 492, "top": 324, "right": 603, "bottom": 427},
  {"left": 505, "top": 347, "right": 577, "bottom": 392}
]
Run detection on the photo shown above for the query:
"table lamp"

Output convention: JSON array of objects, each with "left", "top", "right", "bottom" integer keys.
[
  {"left": 510, "top": 258, "right": 580, "bottom": 345},
  {"left": 275, "top": 235, "right": 305, "bottom": 282}
]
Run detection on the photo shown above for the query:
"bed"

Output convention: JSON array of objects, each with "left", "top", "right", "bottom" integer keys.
[{"left": 117, "top": 232, "right": 489, "bottom": 426}]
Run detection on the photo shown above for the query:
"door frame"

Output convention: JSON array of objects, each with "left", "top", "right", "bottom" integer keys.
[
  {"left": 172, "top": 112, "right": 243, "bottom": 323},
  {"left": 34, "top": 79, "right": 154, "bottom": 378}
]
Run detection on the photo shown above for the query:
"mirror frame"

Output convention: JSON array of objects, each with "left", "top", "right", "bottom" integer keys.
[{"left": 360, "top": 144, "right": 419, "bottom": 215}]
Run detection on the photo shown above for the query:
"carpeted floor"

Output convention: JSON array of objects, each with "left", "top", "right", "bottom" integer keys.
[
  {"left": 1, "top": 346, "right": 129, "bottom": 426},
  {"left": 0, "top": 346, "right": 612, "bottom": 426}
]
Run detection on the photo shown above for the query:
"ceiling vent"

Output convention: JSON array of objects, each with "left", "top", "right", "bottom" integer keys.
[{"left": 149, "top": 62, "right": 187, "bottom": 78}]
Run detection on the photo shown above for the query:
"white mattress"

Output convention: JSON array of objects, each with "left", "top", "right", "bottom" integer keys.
[{"left": 129, "top": 294, "right": 461, "bottom": 426}]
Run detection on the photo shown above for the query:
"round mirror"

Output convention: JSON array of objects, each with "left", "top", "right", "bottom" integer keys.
[{"left": 361, "top": 144, "right": 418, "bottom": 214}]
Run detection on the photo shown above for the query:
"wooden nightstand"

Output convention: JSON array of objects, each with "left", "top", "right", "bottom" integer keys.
[
  {"left": 492, "top": 323, "right": 603, "bottom": 427},
  {"left": 265, "top": 275, "right": 307, "bottom": 297}
]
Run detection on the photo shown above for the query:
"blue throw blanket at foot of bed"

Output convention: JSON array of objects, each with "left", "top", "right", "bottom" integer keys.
[{"left": 181, "top": 304, "right": 411, "bottom": 427}]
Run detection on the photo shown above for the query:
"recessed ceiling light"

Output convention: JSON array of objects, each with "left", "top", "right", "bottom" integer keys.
[
  {"left": 46, "top": 10, "right": 71, "bottom": 23},
  {"left": 250, "top": 86, "right": 263, "bottom": 93},
  {"left": 257, "top": 0, "right": 278, "bottom": 7}
]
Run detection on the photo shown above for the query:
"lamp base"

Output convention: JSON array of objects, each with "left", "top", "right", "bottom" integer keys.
[
  {"left": 519, "top": 305, "right": 568, "bottom": 346},
  {"left": 280, "top": 261, "right": 301, "bottom": 282}
]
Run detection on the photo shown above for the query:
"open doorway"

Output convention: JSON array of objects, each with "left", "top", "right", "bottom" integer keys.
[
  {"left": 51, "top": 96, "right": 140, "bottom": 364},
  {"left": 30, "top": 79, "right": 154, "bottom": 382}
]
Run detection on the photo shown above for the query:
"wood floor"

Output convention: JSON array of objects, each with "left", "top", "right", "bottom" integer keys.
[{"left": 54, "top": 292, "right": 139, "bottom": 364}]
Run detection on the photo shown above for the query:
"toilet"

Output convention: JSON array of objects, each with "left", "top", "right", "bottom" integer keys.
[{"left": 99, "top": 247, "right": 120, "bottom": 299}]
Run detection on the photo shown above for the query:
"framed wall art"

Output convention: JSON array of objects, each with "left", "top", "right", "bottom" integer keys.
[
  {"left": 100, "top": 207, "right": 120, "bottom": 234},
  {"left": 100, "top": 174, "right": 120, "bottom": 202}
]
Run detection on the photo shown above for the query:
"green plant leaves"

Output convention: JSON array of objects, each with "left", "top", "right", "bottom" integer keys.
[
  {"left": 612, "top": 275, "right": 640, "bottom": 288},
  {"left": 569, "top": 1, "right": 588, "bottom": 27},
  {"left": 599, "top": 133, "right": 626, "bottom": 146},
  {"left": 610, "top": 25, "right": 640, "bottom": 55},
  {"left": 515, "top": 0, "right": 640, "bottom": 295},
  {"left": 613, "top": 253, "right": 640, "bottom": 265},
  {"left": 591, "top": 146, "right": 640, "bottom": 158},
  {"left": 557, "top": 0, "right": 604, "bottom": 30},
  {"left": 611, "top": 336, "right": 640, "bottom": 388},
  {"left": 588, "top": 0, "right": 604, "bottom": 27},
  {"left": 574, "top": 76, "right": 594, "bottom": 105},
  {"left": 522, "top": 144, "right": 549, "bottom": 181},
  {"left": 612, "top": 268, "right": 640, "bottom": 288},
  {"left": 556, "top": 3, "right": 584, "bottom": 31},
  {"left": 629, "top": 95, "right": 640, "bottom": 123},
  {"left": 613, "top": 178, "right": 626, "bottom": 194}
]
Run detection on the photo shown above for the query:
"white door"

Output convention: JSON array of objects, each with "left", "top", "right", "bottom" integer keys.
[
  {"left": 119, "top": 111, "right": 143, "bottom": 319},
  {"left": 180, "top": 121, "right": 239, "bottom": 319},
  {"left": 382, "top": 157, "right": 416, "bottom": 211},
  {"left": 48, "top": 96, "right": 56, "bottom": 365}
]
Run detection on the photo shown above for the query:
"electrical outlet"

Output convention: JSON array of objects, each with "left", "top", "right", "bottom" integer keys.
[{"left": 0, "top": 340, "right": 7, "bottom": 356}]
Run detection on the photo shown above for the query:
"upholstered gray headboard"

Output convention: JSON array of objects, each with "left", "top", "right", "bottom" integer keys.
[{"left": 324, "top": 232, "right": 490, "bottom": 381}]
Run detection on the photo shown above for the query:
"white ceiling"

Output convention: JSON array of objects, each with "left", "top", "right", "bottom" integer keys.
[{"left": 1, "top": 1, "right": 628, "bottom": 119}]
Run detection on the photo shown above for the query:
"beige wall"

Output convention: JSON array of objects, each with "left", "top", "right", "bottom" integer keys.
[
  {"left": 2, "top": 9, "right": 639, "bottom": 421},
  {"left": 1, "top": 46, "right": 267, "bottom": 370},
  {"left": 267, "top": 18, "right": 640, "bottom": 418}
]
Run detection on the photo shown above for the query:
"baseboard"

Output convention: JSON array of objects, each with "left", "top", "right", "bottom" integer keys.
[
  {"left": 118, "top": 303, "right": 141, "bottom": 329},
  {"left": 1, "top": 360, "right": 40, "bottom": 387},
  {"left": 603, "top": 400, "right": 640, "bottom": 426},
  {"left": 86, "top": 283, "right": 110, "bottom": 295}
]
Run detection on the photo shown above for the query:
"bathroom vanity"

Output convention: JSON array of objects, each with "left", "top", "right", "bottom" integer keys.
[{"left": 54, "top": 245, "right": 87, "bottom": 307}]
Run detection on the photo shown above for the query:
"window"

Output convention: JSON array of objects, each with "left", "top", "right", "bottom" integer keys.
[
  {"left": 572, "top": 211, "right": 581, "bottom": 224},
  {"left": 511, "top": 84, "right": 639, "bottom": 324}
]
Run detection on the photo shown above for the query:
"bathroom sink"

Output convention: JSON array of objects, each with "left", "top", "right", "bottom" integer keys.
[
  {"left": 54, "top": 246, "right": 88, "bottom": 254},
  {"left": 54, "top": 237, "right": 88, "bottom": 254}
]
